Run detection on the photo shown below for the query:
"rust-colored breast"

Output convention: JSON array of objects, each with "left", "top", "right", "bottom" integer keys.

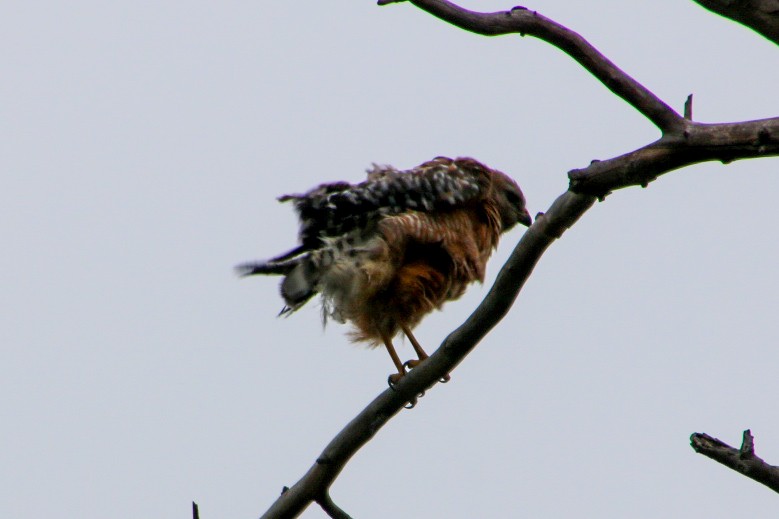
[{"left": 345, "top": 206, "right": 502, "bottom": 346}]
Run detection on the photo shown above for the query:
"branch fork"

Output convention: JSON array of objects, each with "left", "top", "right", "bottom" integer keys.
[{"left": 252, "top": 2, "right": 779, "bottom": 516}]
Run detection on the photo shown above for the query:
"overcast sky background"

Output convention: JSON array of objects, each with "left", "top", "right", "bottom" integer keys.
[{"left": 3, "top": 1, "right": 778, "bottom": 518}]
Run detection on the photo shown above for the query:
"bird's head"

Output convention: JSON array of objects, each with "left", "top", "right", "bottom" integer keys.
[{"left": 491, "top": 171, "right": 532, "bottom": 230}]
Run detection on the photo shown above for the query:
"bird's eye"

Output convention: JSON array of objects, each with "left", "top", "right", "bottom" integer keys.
[{"left": 504, "top": 190, "right": 521, "bottom": 205}]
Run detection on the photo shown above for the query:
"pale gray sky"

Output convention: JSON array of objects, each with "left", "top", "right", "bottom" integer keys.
[{"left": 2, "top": 1, "right": 778, "bottom": 518}]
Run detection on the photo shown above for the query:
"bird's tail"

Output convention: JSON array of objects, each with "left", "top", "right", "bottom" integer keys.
[
  {"left": 234, "top": 257, "right": 298, "bottom": 277},
  {"left": 235, "top": 245, "right": 323, "bottom": 315},
  {"left": 234, "top": 245, "right": 309, "bottom": 277}
]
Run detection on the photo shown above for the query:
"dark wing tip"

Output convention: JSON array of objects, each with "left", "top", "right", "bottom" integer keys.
[{"left": 234, "top": 262, "right": 266, "bottom": 277}]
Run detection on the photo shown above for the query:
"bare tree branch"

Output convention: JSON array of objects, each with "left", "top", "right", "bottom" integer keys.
[
  {"left": 389, "top": 0, "right": 684, "bottom": 133},
  {"left": 256, "top": 2, "right": 779, "bottom": 516},
  {"left": 260, "top": 192, "right": 592, "bottom": 519},
  {"left": 316, "top": 491, "right": 354, "bottom": 519},
  {"left": 691, "top": 430, "right": 779, "bottom": 493},
  {"left": 260, "top": 114, "right": 779, "bottom": 515},
  {"left": 386, "top": 1, "right": 779, "bottom": 200},
  {"left": 569, "top": 117, "right": 779, "bottom": 198},
  {"left": 692, "top": 0, "right": 779, "bottom": 46}
]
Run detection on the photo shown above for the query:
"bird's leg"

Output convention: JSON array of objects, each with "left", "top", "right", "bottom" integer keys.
[
  {"left": 401, "top": 324, "right": 451, "bottom": 383},
  {"left": 382, "top": 334, "right": 407, "bottom": 387},
  {"left": 384, "top": 333, "right": 425, "bottom": 407},
  {"left": 401, "top": 324, "right": 428, "bottom": 365}
]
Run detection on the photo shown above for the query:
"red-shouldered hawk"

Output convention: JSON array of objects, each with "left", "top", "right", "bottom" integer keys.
[{"left": 237, "top": 157, "right": 531, "bottom": 384}]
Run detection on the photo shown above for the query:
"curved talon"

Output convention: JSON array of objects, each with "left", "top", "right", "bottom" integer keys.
[
  {"left": 387, "top": 369, "right": 408, "bottom": 390},
  {"left": 387, "top": 373, "right": 403, "bottom": 390},
  {"left": 389, "top": 373, "right": 426, "bottom": 408},
  {"left": 404, "top": 359, "right": 451, "bottom": 383},
  {"left": 404, "top": 391, "right": 426, "bottom": 409},
  {"left": 403, "top": 359, "right": 422, "bottom": 370}
]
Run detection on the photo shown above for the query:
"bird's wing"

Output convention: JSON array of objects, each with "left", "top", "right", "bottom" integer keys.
[{"left": 280, "top": 157, "right": 489, "bottom": 248}]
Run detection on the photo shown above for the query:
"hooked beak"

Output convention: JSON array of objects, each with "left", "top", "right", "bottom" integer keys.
[{"left": 518, "top": 209, "right": 532, "bottom": 227}]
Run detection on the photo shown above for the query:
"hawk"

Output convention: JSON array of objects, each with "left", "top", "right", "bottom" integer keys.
[{"left": 237, "top": 157, "right": 531, "bottom": 384}]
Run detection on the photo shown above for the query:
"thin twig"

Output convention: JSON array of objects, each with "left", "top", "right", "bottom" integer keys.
[
  {"left": 316, "top": 491, "right": 354, "bottom": 519},
  {"left": 684, "top": 94, "right": 693, "bottom": 120}
]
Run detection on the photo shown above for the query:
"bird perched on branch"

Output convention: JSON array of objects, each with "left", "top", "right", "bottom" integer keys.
[{"left": 237, "top": 156, "right": 531, "bottom": 384}]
